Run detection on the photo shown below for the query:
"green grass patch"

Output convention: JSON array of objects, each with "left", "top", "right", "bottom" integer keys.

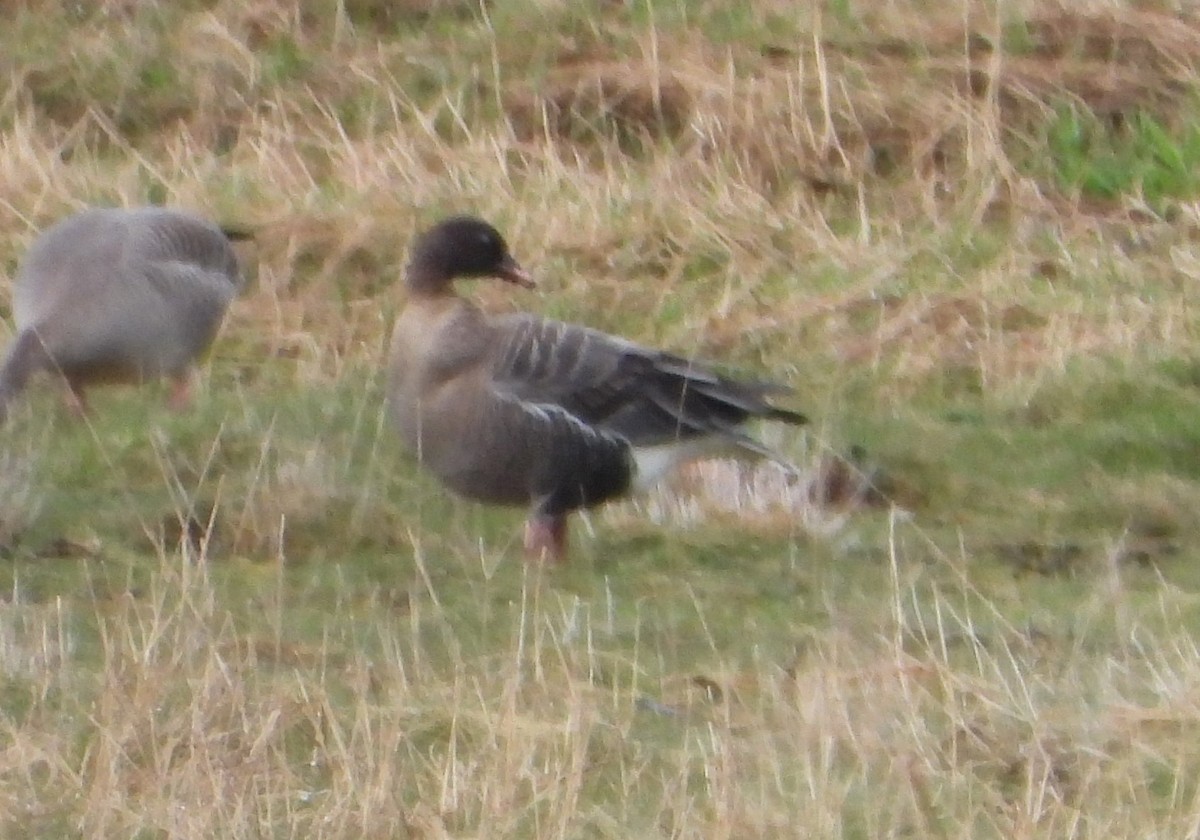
[{"left": 1041, "top": 105, "right": 1200, "bottom": 206}]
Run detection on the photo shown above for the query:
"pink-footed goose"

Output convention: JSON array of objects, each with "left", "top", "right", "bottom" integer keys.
[
  {"left": 387, "top": 216, "right": 806, "bottom": 564},
  {"left": 0, "top": 207, "right": 243, "bottom": 422}
]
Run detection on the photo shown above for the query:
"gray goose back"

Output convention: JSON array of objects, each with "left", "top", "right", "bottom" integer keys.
[{"left": 0, "top": 207, "right": 242, "bottom": 418}]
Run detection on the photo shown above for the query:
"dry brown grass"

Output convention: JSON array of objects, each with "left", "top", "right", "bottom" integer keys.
[
  {"left": 5, "top": 541, "right": 1200, "bottom": 837},
  {"left": 3, "top": 1, "right": 1196, "bottom": 390}
]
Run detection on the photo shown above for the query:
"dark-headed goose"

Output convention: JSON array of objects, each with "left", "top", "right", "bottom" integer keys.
[
  {"left": 387, "top": 216, "right": 806, "bottom": 564},
  {"left": 0, "top": 207, "right": 243, "bottom": 422}
]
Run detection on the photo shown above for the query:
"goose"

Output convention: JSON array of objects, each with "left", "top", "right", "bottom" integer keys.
[
  {"left": 387, "top": 215, "right": 806, "bottom": 564},
  {"left": 0, "top": 206, "right": 244, "bottom": 422}
]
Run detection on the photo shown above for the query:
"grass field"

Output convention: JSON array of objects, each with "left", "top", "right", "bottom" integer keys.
[{"left": 2, "top": 0, "right": 1200, "bottom": 836}]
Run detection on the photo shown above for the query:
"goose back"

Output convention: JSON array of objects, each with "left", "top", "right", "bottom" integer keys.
[
  {"left": 490, "top": 313, "right": 806, "bottom": 451},
  {"left": 11, "top": 207, "right": 242, "bottom": 381}
]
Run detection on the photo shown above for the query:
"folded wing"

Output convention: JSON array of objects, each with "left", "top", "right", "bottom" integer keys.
[{"left": 488, "top": 314, "right": 806, "bottom": 458}]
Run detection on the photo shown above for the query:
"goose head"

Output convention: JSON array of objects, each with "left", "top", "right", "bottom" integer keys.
[{"left": 406, "top": 215, "right": 532, "bottom": 294}]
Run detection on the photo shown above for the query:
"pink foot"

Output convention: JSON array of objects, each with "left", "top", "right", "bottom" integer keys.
[
  {"left": 167, "top": 374, "right": 193, "bottom": 412},
  {"left": 523, "top": 516, "right": 568, "bottom": 565}
]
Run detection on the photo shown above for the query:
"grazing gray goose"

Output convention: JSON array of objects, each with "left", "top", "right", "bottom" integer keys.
[
  {"left": 387, "top": 216, "right": 807, "bottom": 564},
  {"left": 0, "top": 207, "right": 243, "bottom": 422}
]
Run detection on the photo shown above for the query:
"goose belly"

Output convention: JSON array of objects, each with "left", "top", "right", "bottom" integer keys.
[{"left": 392, "top": 402, "right": 531, "bottom": 506}]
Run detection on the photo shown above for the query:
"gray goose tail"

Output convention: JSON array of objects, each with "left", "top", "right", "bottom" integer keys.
[{"left": 616, "top": 357, "right": 808, "bottom": 481}]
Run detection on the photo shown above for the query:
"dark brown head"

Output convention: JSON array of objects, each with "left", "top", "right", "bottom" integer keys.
[{"left": 405, "top": 215, "right": 532, "bottom": 294}]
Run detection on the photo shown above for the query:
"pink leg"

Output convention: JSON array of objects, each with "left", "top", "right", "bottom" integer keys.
[
  {"left": 63, "top": 383, "right": 89, "bottom": 419},
  {"left": 167, "top": 372, "right": 194, "bottom": 412},
  {"left": 523, "top": 515, "right": 569, "bottom": 565}
]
